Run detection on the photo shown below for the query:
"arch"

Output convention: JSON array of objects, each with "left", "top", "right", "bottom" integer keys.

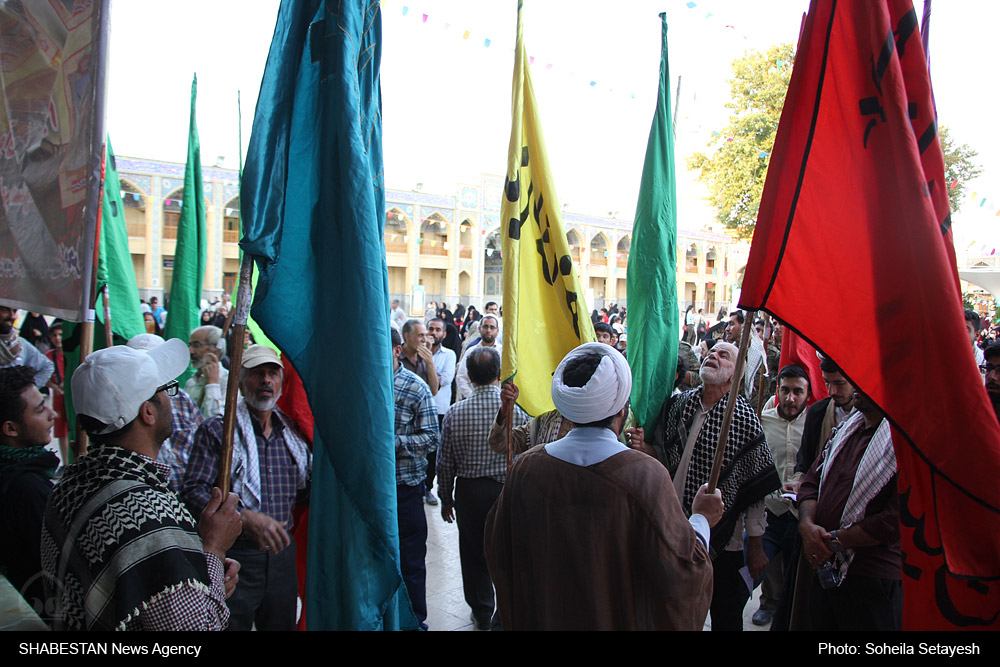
[
  {"left": 705, "top": 245, "right": 718, "bottom": 274},
  {"left": 459, "top": 217, "right": 475, "bottom": 259},
  {"left": 685, "top": 242, "right": 700, "bottom": 273},
  {"left": 420, "top": 212, "right": 448, "bottom": 256},
  {"left": 617, "top": 235, "right": 631, "bottom": 252},
  {"left": 590, "top": 231, "right": 609, "bottom": 265},
  {"left": 385, "top": 208, "right": 410, "bottom": 253},
  {"left": 459, "top": 270, "right": 472, "bottom": 295},
  {"left": 120, "top": 178, "right": 148, "bottom": 237},
  {"left": 616, "top": 234, "right": 631, "bottom": 268},
  {"left": 223, "top": 195, "right": 241, "bottom": 243},
  {"left": 566, "top": 228, "right": 581, "bottom": 247}
]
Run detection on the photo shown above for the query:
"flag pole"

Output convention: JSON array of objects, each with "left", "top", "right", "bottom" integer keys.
[
  {"left": 503, "top": 385, "right": 514, "bottom": 473},
  {"left": 707, "top": 309, "right": 756, "bottom": 493},
  {"left": 216, "top": 253, "right": 253, "bottom": 500},
  {"left": 102, "top": 284, "right": 113, "bottom": 348}
]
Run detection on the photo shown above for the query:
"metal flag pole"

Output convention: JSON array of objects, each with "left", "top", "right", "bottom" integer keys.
[{"left": 707, "top": 309, "right": 756, "bottom": 493}]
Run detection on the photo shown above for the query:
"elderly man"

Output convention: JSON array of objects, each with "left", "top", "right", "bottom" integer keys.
[
  {"left": 634, "top": 341, "right": 780, "bottom": 631},
  {"left": 438, "top": 346, "right": 528, "bottom": 630},
  {"left": 0, "top": 305, "right": 55, "bottom": 391},
  {"left": 41, "top": 341, "right": 241, "bottom": 630},
  {"left": 186, "top": 325, "right": 229, "bottom": 419},
  {"left": 128, "top": 334, "right": 204, "bottom": 493},
  {"left": 485, "top": 343, "right": 722, "bottom": 630},
  {"left": 182, "top": 345, "right": 311, "bottom": 631}
]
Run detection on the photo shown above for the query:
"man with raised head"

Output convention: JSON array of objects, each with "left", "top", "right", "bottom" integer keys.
[
  {"left": 485, "top": 343, "right": 722, "bottom": 630},
  {"left": 0, "top": 366, "right": 58, "bottom": 608},
  {"left": 186, "top": 324, "right": 229, "bottom": 419},
  {"left": 634, "top": 341, "right": 780, "bottom": 631},
  {"left": 41, "top": 341, "right": 242, "bottom": 630},
  {"left": 183, "top": 344, "right": 311, "bottom": 631},
  {"left": 128, "top": 334, "right": 204, "bottom": 493}
]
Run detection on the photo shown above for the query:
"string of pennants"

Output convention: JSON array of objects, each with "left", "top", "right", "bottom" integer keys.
[{"left": 382, "top": 0, "right": 774, "bottom": 102}]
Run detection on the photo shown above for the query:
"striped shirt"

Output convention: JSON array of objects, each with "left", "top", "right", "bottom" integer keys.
[
  {"left": 393, "top": 365, "right": 439, "bottom": 487},
  {"left": 437, "top": 384, "right": 528, "bottom": 507}
]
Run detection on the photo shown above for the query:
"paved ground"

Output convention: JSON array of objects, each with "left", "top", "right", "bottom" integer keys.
[{"left": 420, "top": 499, "right": 770, "bottom": 631}]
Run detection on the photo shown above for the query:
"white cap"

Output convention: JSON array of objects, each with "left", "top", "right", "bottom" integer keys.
[
  {"left": 126, "top": 333, "right": 166, "bottom": 350},
  {"left": 72, "top": 339, "right": 189, "bottom": 434}
]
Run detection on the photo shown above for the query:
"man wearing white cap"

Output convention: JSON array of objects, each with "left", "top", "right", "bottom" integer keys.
[
  {"left": 40, "top": 340, "right": 242, "bottom": 630},
  {"left": 127, "top": 334, "right": 204, "bottom": 493},
  {"left": 182, "top": 344, "right": 311, "bottom": 631},
  {"left": 484, "top": 343, "right": 722, "bottom": 630}
]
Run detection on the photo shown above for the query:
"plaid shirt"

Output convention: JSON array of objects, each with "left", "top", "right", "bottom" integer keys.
[
  {"left": 157, "top": 388, "right": 204, "bottom": 494},
  {"left": 182, "top": 412, "right": 302, "bottom": 531},
  {"left": 393, "top": 364, "right": 439, "bottom": 487},
  {"left": 437, "top": 384, "right": 528, "bottom": 506}
]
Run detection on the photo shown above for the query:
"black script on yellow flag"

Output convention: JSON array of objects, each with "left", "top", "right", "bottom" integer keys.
[{"left": 500, "top": 1, "right": 595, "bottom": 417}]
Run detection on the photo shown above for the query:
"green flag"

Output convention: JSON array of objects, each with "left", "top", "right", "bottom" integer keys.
[
  {"left": 627, "top": 14, "right": 678, "bottom": 432},
  {"left": 95, "top": 139, "right": 145, "bottom": 341},
  {"left": 163, "top": 74, "right": 207, "bottom": 386}
]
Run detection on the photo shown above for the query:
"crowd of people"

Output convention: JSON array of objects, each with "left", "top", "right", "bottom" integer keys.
[{"left": 1, "top": 294, "right": 996, "bottom": 631}]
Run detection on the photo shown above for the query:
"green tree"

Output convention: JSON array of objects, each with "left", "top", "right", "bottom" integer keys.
[
  {"left": 689, "top": 45, "right": 982, "bottom": 237},
  {"left": 940, "top": 125, "right": 981, "bottom": 214},
  {"left": 687, "top": 43, "right": 794, "bottom": 239}
]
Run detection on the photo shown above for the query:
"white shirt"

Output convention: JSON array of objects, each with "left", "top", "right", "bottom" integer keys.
[
  {"left": 456, "top": 342, "right": 500, "bottom": 400},
  {"left": 760, "top": 399, "right": 807, "bottom": 516},
  {"left": 431, "top": 345, "right": 457, "bottom": 415},
  {"left": 184, "top": 366, "right": 229, "bottom": 419}
]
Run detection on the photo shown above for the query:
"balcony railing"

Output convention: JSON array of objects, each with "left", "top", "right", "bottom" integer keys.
[
  {"left": 617, "top": 257, "right": 628, "bottom": 269},
  {"left": 127, "top": 223, "right": 145, "bottom": 237},
  {"left": 459, "top": 247, "right": 472, "bottom": 259},
  {"left": 419, "top": 243, "right": 448, "bottom": 256},
  {"left": 163, "top": 226, "right": 178, "bottom": 240},
  {"left": 223, "top": 229, "right": 240, "bottom": 243},
  {"left": 385, "top": 242, "right": 408, "bottom": 254}
]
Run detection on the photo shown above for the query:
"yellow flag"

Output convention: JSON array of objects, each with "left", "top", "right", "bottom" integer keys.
[{"left": 500, "top": 1, "right": 595, "bottom": 417}]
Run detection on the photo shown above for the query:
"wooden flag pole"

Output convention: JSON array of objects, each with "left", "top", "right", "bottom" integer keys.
[
  {"left": 102, "top": 284, "right": 113, "bottom": 348},
  {"left": 216, "top": 253, "right": 254, "bottom": 500},
  {"left": 707, "top": 309, "right": 756, "bottom": 493}
]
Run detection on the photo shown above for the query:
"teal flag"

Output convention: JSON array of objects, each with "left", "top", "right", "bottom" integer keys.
[
  {"left": 241, "top": 1, "right": 413, "bottom": 630},
  {"left": 96, "top": 139, "right": 145, "bottom": 342},
  {"left": 627, "top": 14, "right": 679, "bottom": 432},
  {"left": 163, "top": 74, "right": 207, "bottom": 388}
]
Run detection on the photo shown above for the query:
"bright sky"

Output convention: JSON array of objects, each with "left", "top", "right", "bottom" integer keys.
[{"left": 106, "top": 0, "right": 998, "bottom": 245}]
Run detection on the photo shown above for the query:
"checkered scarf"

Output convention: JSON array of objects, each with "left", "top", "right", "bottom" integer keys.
[
  {"left": 232, "top": 397, "right": 310, "bottom": 512},
  {"left": 817, "top": 411, "right": 895, "bottom": 584},
  {"left": 659, "top": 387, "right": 781, "bottom": 556}
]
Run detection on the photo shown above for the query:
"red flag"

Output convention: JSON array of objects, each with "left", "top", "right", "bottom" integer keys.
[
  {"left": 777, "top": 326, "right": 825, "bottom": 406},
  {"left": 277, "top": 356, "right": 314, "bottom": 630},
  {"left": 741, "top": 0, "right": 1000, "bottom": 629}
]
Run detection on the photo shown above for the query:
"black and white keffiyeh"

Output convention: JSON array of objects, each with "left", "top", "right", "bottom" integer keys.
[
  {"left": 816, "top": 411, "right": 895, "bottom": 585},
  {"left": 655, "top": 387, "right": 780, "bottom": 556}
]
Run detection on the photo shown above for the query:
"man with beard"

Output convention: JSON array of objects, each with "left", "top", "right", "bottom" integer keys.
[
  {"left": 426, "top": 318, "right": 457, "bottom": 506},
  {"left": 983, "top": 343, "right": 1000, "bottom": 424},
  {"left": 751, "top": 364, "right": 810, "bottom": 626},
  {"left": 182, "top": 345, "right": 312, "bottom": 631},
  {"left": 0, "top": 304, "right": 55, "bottom": 390},
  {"left": 634, "top": 341, "right": 780, "bottom": 631},
  {"left": 456, "top": 315, "right": 500, "bottom": 400},
  {"left": 185, "top": 325, "right": 228, "bottom": 419},
  {"left": 485, "top": 343, "right": 721, "bottom": 630},
  {"left": 797, "top": 390, "right": 901, "bottom": 631},
  {"left": 42, "top": 341, "right": 242, "bottom": 630}
]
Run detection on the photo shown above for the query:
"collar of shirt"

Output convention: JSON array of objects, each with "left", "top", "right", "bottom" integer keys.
[{"left": 544, "top": 426, "right": 628, "bottom": 467}]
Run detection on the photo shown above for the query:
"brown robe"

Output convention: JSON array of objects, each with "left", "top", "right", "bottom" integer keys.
[{"left": 485, "top": 446, "right": 713, "bottom": 630}]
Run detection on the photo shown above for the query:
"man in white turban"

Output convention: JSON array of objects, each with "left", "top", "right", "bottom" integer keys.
[{"left": 484, "top": 343, "right": 723, "bottom": 630}]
